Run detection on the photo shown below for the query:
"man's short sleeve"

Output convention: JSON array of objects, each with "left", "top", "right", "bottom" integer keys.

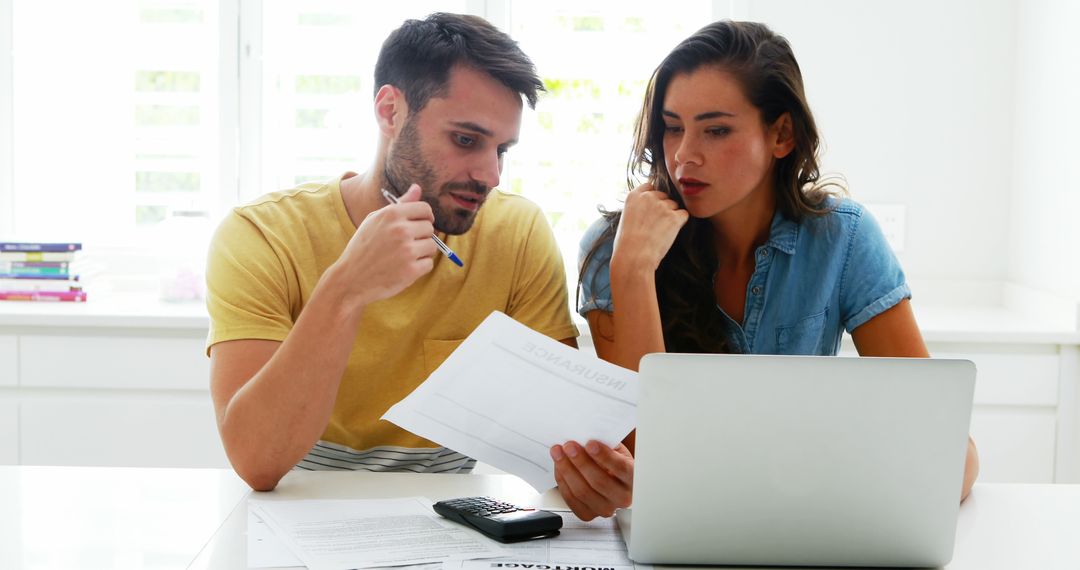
[
  {"left": 204, "top": 211, "right": 294, "bottom": 354},
  {"left": 840, "top": 206, "right": 912, "bottom": 332},
  {"left": 577, "top": 217, "right": 614, "bottom": 317},
  {"left": 505, "top": 208, "right": 580, "bottom": 342}
]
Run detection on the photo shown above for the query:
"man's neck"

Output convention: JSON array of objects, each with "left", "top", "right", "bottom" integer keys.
[{"left": 339, "top": 169, "right": 386, "bottom": 228}]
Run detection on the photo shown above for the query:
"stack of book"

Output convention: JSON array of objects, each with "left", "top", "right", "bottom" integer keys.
[{"left": 0, "top": 242, "right": 87, "bottom": 302}]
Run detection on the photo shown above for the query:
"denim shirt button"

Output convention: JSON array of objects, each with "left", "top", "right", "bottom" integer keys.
[{"left": 752, "top": 286, "right": 762, "bottom": 295}]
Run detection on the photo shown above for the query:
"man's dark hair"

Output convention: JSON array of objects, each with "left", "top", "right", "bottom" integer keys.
[{"left": 374, "top": 12, "right": 544, "bottom": 112}]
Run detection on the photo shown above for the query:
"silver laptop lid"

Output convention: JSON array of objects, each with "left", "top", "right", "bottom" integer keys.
[{"left": 628, "top": 353, "right": 975, "bottom": 567}]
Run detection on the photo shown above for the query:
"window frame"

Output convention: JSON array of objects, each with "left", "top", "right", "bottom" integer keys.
[
  {"left": 0, "top": 0, "right": 729, "bottom": 252},
  {"left": 0, "top": 0, "right": 13, "bottom": 237}
]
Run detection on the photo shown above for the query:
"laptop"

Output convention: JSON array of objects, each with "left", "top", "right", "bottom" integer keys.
[{"left": 617, "top": 353, "right": 975, "bottom": 567}]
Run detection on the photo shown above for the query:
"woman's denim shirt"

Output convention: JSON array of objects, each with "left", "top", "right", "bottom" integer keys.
[{"left": 577, "top": 198, "right": 911, "bottom": 356}]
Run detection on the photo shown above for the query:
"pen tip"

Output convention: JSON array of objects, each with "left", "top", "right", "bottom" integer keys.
[{"left": 449, "top": 253, "right": 464, "bottom": 267}]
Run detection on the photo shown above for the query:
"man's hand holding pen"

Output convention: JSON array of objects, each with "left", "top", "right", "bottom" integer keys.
[{"left": 331, "top": 183, "right": 437, "bottom": 306}]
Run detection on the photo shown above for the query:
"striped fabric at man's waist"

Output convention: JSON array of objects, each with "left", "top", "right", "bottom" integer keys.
[{"left": 295, "top": 440, "right": 477, "bottom": 474}]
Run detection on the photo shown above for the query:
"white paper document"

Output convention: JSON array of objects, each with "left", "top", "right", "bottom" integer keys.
[
  {"left": 250, "top": 498, "right": 508, "bottom": 570},
  {"left": 248, "top": 507, "right": 303, "bottom": 568},
  {"left": 445, "top": 511, "right": 649, "bottom": 570},
  {"left": 493, "top": 510, "right": 638, "bottom": 565},
  {"left": 383, "top": 311, "right": 638, "bottom": 491}
]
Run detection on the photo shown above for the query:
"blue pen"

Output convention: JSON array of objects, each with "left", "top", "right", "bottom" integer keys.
[{"left": 381, "top": 188, "right": 465, "bottom": 268}]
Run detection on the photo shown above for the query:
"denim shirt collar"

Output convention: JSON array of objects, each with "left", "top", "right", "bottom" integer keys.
[{"left": 764, "top": 208, "right": 799, "bottom": 255}]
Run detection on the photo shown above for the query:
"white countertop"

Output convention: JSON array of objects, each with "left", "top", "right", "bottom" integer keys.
[
  {"left": 1, "top": 280, "right": 1077, "bottom": 343},
  {"left": 0, "top": 292, "right": 208, "bottom": 330}
]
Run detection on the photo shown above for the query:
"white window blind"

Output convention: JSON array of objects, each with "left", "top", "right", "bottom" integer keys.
[{"left": 10, "top": 0, "right": 221, "bottom": 242}]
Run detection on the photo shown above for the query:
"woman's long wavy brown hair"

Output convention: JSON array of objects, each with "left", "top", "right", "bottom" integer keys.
[{"left": 580, "top": 20, "right": 842, "bottom": 353}]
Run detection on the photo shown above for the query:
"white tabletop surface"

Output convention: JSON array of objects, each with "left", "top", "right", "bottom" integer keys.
[
  {"left": 0, "top": 466, "right": 250, "bottom": 569},
  {"left": 2, "top": 466, "right": 1078, "bottom": 569},
  {"left": 189, "top": 470, "right": 1080, "bottom": 570}
]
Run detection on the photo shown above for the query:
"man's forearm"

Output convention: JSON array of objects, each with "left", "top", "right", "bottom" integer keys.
[{"left": 218, "top": 265, "right": 366, "bottom": 490}]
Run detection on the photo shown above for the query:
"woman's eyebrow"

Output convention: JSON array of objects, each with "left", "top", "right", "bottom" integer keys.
[{"left": 662, "top": 110, "right": 736, "bottom": 121}]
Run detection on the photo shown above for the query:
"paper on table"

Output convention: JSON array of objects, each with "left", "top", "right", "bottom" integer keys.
[
  {"left": 247, "top": 508, "right": 302, "bottom": 568},
  {"left": 443, "top": 511, "right": 653, "bottom": 570},
  {"left": 493, "top": 510, "right": 641, "bottom": 566},
  {"left": 383, "top": 311, "right": 638, "bottom": 491},
  {"left": 251, "top": 498, "right": 508, "bottom": 570},
  {"left": 452, "top": 562, "right": 633, "bottom": 570},
  {"left": 248, "top": 506, "right": 445, "bottom": 570}
]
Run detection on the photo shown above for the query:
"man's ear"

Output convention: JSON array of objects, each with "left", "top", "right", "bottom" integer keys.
[
  {"left": 771, "top": 112, "right": 796, "bottom": 159},
  {"left": 374, "top": 84, "right": 409, "bottom": 137}
]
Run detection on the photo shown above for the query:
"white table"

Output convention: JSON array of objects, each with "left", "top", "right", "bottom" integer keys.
[
  {"left": 2, "top": 466, "right": 1079, "bottom": 569},
  {"left": 0, "top": 466, "right": 249, "bottom": 569}
]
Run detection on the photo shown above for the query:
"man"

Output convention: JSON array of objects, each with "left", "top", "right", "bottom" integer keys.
[{"left": 206, "top": 13, "right": 578, "bottom": 492}]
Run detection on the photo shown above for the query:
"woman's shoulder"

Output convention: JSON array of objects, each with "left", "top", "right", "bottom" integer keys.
[
  {"left": 796, "top": 196, "right": 870, "bottom": 240},
  {"left": 579, "top": 215, "right": 617, "bottom": 257},
  {"left": 807, "top": 195, "right": 864, "bottom": 222}
]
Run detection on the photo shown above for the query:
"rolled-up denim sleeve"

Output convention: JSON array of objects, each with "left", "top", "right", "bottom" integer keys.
[
  {"left": 577, "top": 217, "right": 615, "bottom": 317},
  {"left": 840, "top": 206, "right": 912, "bottom": 332}
]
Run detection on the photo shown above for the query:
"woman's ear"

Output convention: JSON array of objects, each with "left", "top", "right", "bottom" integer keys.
[
  {"left": 771, "top": 112, "right": 796, "bottom": 159},
  {"left": 374, "top": 84, "right": 409, "bottom": 138}
]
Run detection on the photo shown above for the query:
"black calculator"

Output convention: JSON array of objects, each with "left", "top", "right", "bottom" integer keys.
[{"left": 433, "top": 496, "right": 563, "bottom": 543}]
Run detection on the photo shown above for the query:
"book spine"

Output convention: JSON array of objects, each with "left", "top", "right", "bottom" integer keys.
[
  {"left": 0, "top": 273, "right": 75, "bottom": 280},
  {"left": 0, "top": 242, "right": 82, "bottom": 253},
  {"left": 0, "top": 290, "right": 87, "bottom": 302},
  {"left": 0, "top": 251, "right": 77, "bottom": 262},
  {"left": 0, "top": 277, "right": 82, "bottom": 292},
  {"left": 0, "top": 261, "right": 70, "bottom": 276}
]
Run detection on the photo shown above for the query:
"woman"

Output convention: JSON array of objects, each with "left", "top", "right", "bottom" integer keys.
[{"left": 550, "top": 20, "right": 979, "bottom": 520}]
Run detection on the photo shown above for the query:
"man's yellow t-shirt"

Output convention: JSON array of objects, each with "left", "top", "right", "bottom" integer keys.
[{"left": 206, "top": 173, "right": 578, "bottom": 472}]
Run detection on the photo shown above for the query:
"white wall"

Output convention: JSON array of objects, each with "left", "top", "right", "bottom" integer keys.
[
  {"left": 1008, "top": 0, "right": 1080, "bottom": 300},
  {"left": 740, "top": 0, "right": 1017, "bottom": 283}
]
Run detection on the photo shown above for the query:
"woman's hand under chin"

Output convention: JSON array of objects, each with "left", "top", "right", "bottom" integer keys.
[{"left": 612, "top": 183, "right": 689, "bottom": 274}]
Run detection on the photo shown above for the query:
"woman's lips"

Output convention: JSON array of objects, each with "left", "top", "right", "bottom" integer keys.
[{"left": 679, "top": 178, "right": 708, "bottom": 197}]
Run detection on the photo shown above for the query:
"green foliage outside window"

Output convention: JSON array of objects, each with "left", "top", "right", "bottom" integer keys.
[
  {"left": 135, "top": 71, "right": 201, "bottom": 92},
  {"left": 136, "top": 105, "right": 200, "bottom": 126},
  {"left": 296, "top": 109, "right": 330, "bottom": 128},
  {"left": 295, "top": 75, "right": 362, "bottom": 95},
  {"left": 139, "top": 9, "right": 203, "bottom": 24},
  {"left": 135, "top": 171, "right": 201, "bottom": 192}
]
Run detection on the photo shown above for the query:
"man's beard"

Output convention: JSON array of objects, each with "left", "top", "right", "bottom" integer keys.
[{"left": 383, "top": 118, "right": 488, "bottom": 235}]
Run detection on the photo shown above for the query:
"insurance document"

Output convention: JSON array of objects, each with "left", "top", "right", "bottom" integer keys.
[
  {"left": 251, "top": 498, "right": 508, "bottom": 570},
  {"left": 383, "top": 311, "right": 638, "bottom": 491}
]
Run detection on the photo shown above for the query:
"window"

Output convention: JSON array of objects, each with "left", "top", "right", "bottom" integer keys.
[
  {"left": 504, "top": 0, "right": 716, "bottom": 289},
  {"left": 254, "top": 1, "right": 464, "bottom": 198},
  {"left": 1, "top": 0, "right": 724, "bottom": 295},
  {"left": 10, "top": 0, "right": 221, "bottom": 242}
]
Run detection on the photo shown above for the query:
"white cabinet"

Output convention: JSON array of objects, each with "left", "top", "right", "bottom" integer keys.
[
  {"left": 0, "top": 335, "right": 15, "bottom": 386},
  {"left": 932, "top": 343, "right": 1061, "bottom": 483},
  {"left": 2, "top": 293, "right": 1078, "bottom": 482},
  {"left": 0, "top": 398, "right": 16, "bottom": 464},
  {"left": 838, "top": 336, "right": 1075, "bottom": 484},
  {"left": 970, "top": 407, "right": 1057, "bottom": 483},
  {"left": 19, "top": 394, "right": 226, "bottom": 468},
  {"left": 19, "top": 334, "right": 208, "bottom": 390},
  {"left": 0, "top": 297, "right": 228, "bottom": 469},
  {"left": 930, "top": 342, "right": 1063, "bottom": 483},
  {"left": 2, "top": 336, "right": 19, "bottom": 464}
]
